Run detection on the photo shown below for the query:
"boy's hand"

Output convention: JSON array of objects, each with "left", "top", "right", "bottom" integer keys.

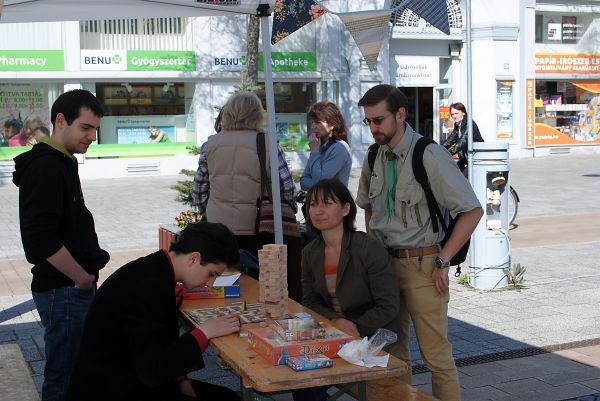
[{"left": 198, "top": 314, "right": 240, "bottom": 339}]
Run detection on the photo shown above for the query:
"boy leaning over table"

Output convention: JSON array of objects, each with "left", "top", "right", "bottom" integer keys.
[{"left": 66, "top": 222, "right": 242, "bottom": 401}]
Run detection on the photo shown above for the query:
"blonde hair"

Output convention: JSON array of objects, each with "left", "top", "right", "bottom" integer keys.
[{"left": 221, "top": 92, "right": 264, "bottom": 131}]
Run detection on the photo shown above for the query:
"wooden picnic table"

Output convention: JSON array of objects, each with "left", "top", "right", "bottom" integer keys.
[{"left": 181, "top": 274, "right": 408, "bottom": 400}]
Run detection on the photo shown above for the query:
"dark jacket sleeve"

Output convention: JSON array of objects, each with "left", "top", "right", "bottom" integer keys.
[
  {"left": 20, "top": 156, "right": 66, "bottom": 261},
  {"left": 122, "top": 278, "right": 205, "bottom": 388},
  {"left": 300, "top": 243, "right": 338, "bottom": 321},
  {"left": 347, "top": 235, "right": 399, "bottom": 337},
  {"left": 441, "top": 131, "right": 458, "bottom": 152},
  {"left": 472, "top": 121, "right": 484, "bottom": 142}
]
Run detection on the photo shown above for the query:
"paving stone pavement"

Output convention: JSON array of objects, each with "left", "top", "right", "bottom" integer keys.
[{"left": 1, "top": 154, "right": 599, "bottom": 400}]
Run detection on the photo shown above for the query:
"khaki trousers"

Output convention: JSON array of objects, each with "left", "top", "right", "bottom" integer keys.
[{"left": 389, "top": 253, "right": 460, "bottom": 401}]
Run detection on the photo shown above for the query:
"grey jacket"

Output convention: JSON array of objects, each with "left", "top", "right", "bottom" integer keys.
[{"left": 301, "top": 230, "right": 401, "bottom": 338}]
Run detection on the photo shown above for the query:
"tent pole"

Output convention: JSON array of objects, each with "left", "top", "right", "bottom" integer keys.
[{"left": 259, "top": 4, "right": 284, "bottom": 244}]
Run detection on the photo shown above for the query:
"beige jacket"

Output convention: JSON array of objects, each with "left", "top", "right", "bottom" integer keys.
[{"left": 205, "top": 130, "right": 271, "bottom": 235}]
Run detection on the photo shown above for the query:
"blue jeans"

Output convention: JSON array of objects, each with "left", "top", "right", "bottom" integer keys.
[{"left": 33, "top": 285, "right": 96, "bottom": 401}]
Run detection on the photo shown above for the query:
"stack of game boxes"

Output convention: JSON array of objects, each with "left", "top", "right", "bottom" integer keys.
[{"left": 258, "top": 244, "right": 288, "bottom": 319}]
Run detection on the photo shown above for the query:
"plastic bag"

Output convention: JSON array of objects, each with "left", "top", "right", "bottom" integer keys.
[{"left": 337, "top": 328, "right": 398, "bottom": 367}]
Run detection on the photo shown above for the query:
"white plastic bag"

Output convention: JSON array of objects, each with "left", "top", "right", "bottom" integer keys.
[{"left": 337, "top": 328, "right": 398, "bottom": 367}]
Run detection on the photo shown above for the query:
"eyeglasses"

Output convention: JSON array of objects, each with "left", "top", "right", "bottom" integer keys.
[{"left": 362, "top": 113, "right": 393, "bottom": 127}]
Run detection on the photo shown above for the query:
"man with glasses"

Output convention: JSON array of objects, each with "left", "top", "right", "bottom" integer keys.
[{"left": 356, "top": 84, "right": 482, "bottom": 401}]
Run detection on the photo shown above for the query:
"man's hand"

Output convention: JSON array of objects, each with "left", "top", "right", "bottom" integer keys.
[
  {"left": 198, "top": 314, "right": 240, "bottom": 339},
  {"left": 74, "top": 273, "right": 95, "bottom": 289},
  {"left": 308, "top": 132, "right": 320, "bottom": 152},
  {"left": 335, "top": 318, "right": 360, "bottom": 337},
  {"left": 431, "top": 267, "right": 449, "bottom": 296}
]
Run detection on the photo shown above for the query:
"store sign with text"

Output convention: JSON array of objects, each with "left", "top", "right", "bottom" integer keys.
[
  {"left": 212, "top": 52, "right": 316, "bottom": 72},
  {"left": 395, "top": 56, "right": 439, "bottom": 86},
  {"left": 81, "top": 50, "right": 196, "bottom": 71},
  {"left": 535, "top": 53, "right": 600, "bottom": 74},
  {"left": 0, "top": 50, "right": 64, "bottom": 71}
]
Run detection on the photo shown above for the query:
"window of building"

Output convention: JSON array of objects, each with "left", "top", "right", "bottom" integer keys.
[
  {"left": 255, "top": 82, "right": 316, "bottom": 152},
  {"left": 391, "top": 0, "right": 462, "bottom": 30},
  {"left": 535, "top": 80, "right": 600, "bottom": 143}
]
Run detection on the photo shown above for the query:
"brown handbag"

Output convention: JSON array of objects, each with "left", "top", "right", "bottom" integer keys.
[{"left": 255, "top": 132, "right": 301, "bottom": 238}]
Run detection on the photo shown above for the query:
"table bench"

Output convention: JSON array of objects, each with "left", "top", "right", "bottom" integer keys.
[{"left": 0, "top": 344, "right": 40, "bottom": 401}]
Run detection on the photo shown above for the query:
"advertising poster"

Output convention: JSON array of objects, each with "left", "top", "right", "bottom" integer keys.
[
  {"left": 117, "top": 125, "right": 175, "bottom": 144},
  {"left": 547, "top": 22, "right": 562, "bottom": 41},
  {"left": 496, "top": 81, "right": 514, "bottom": 139},
  {"left": 561, "top": 16, "right": 581, "bottom": 44},
  {"left": 274, "top": 114, "right": 308, "bottom": 152},
  {"left": 0, "top": 84, "right": 50, "bottom": 147}
]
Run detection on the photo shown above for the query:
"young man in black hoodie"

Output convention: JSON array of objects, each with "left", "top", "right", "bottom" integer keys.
[{"left": 13, "top": 89, "right": 110, "bottom": 401}]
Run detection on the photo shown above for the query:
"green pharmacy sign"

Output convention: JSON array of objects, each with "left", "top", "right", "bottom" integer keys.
[
  {"left": 127, "top": 51, "right": 196, "bottom": 71},
  {"left": 0, "top": 50, "right": 64, "bottom": 71},
  {"left": 258, "top": 52, "right": 316, "bottom": 72}
]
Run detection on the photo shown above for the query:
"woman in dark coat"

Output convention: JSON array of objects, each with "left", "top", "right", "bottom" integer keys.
[{"left": 442, "top": 102, "right": 484, "bottom": 175}]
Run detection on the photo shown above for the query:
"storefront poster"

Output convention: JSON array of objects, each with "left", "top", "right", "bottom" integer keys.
[
  {"left": 547, "top": 22, "right": 562, "bottom": 41},
  {"left": 496, "top": 81, "right": 514, "bottom": 139},
  {"left": 116, "top": 126, "right": 175, "bottom": 144},
  {"left": 0, "top": 50, "right": 64, "bottom": 71},
  {"left": 0, "top": 84, "right": 50, "bottom": 147},
  {"left": 525, "top": 79, "right": 535, "bottom": 148},
  {"left": 274, "top": 114, "right": 308, "bottom": 152},
  {"left": 561, "top": 16, "right": 582, "bottom": 44},
  {"left": 535, "top": 53, "right": 600, "bottom": 74}
]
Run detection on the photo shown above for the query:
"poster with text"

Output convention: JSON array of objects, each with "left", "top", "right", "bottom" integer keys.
[
  {"left": 496, "top": 81, "right": 514, "bottom": 139},
  {"left": 117, "top": 126, "right": 175, "bottom": 144},
  {"left": 0, "top": 84, "right": 50, "bottom": 147}
]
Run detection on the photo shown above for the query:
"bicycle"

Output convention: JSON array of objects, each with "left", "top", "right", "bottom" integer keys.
[{"left": 508, "top": 185, "right": 519, "bottom": 225}]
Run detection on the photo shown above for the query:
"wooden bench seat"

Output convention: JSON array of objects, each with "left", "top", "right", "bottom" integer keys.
[
  {"left": 0, "top": 344, "right": 40, "bottom": 401},
  {"left": 348, "top": 378, "right": 440, "bottom": 401}
]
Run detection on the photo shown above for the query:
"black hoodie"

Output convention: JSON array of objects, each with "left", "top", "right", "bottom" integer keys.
[{"left": 13, "top": 138, "right": 109, "bottom": 292}]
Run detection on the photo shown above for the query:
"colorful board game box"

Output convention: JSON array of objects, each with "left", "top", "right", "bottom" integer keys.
[
  {"left": 286, "top": 354, "right": 334, "bottom": 371},
  {"left": 183, "top": 273, "right": 241, "bottom": 299},
  {"left": 183, "top": 285, "right": 240, "bottom": 299},
  {"left": 248, "top": 321, "right": 353, "bottom": 365}
]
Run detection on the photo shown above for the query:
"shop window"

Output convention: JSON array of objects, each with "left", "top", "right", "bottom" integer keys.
[
  {"left": 97, "top": 83, "right": 185, "bottom": 116},
  {"left": 255, "top": 82, "right": 316, "bottom": 152},
  {"left": 534, "top": 80, "right": 600, "bottom": 145}
]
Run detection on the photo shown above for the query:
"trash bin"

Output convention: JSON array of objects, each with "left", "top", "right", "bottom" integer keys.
[{"left": 469, "top": 142, "right": 510, "bottom": 289}]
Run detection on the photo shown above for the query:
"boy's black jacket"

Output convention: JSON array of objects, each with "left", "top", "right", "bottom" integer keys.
[{"left": 13, "top": 142, "right": 109, "bottom": 291}]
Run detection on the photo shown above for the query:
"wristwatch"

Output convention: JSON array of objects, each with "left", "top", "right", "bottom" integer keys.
[{"left": 435, "top": 256, "right": 450, "bottom": 269}]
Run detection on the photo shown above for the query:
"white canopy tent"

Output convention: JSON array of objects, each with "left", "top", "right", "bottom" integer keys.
[{"left": 1, "top": 0, "right": 290, "bottom": 243}]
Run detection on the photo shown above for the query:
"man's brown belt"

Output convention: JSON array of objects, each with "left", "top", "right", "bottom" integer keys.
[{"left": 387, "top": 244, "right": 440, "bottom": 259}]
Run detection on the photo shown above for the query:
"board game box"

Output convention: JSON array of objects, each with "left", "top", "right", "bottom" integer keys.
[
  {"left": 183, "top": 285, "right": 240, "bottom": 299},
  {"left": 286, "top": 354, "right": 334, "bottom": 371},
  {"left": 183, "top": 302, "right": 266, "bottom": 325},
  {"left": 248, "top": 321, "right": 354, "bottom": 365}
]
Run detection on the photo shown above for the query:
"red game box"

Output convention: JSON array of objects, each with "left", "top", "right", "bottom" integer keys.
[{"left": 248, "top": 321, "right": 354, "bottom": 365}]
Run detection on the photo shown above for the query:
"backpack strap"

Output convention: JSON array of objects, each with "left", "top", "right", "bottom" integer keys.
[
  {"left": 411, "top": 137, "right": 448, "bottom": 236},
  {"left": 367, "top": 143, "right": 379, "bottom": 173}
]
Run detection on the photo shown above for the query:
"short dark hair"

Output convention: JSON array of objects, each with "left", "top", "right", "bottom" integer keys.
[
  {"left": 169, "top": 222, "right": 240, "bottom": 267},
  {"left": 305, "top": 178, "right": 357, "bottom": 234},
  {"left": 51, "top": 89, "right": 104, "bottom": 126},
  {"left": 308, "top": 101, "right": 348, "bottom": 143},
  {"left": 4, "top": 118, "right": 22, "bottom": 131},
  {"left": 450, "top": 102, "right": 468, "bottom": 115},
  {"left": 357, "top": 84, "right": 408, "bottom": 114}
]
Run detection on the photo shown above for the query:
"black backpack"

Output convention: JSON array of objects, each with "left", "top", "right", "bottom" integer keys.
[{"left": 367, "top": 138, "right": 469, "bottom": 276}]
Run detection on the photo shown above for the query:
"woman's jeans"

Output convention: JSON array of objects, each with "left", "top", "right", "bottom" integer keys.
[{"left": 33, "top": 285, "right": 96, "bottom": 401}]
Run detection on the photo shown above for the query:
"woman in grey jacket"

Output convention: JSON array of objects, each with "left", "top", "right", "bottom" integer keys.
[{"left": 293, "top": 178, "right": 400, "bottom": 401}]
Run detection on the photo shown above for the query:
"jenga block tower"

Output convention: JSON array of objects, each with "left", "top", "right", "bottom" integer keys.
[{"left": 258, "top": 244, "right": 289, "bottom": 319}]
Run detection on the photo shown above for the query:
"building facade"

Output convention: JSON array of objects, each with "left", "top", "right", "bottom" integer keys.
[{"left": 1, "top": 0, "right": 598, "bottom": 180}]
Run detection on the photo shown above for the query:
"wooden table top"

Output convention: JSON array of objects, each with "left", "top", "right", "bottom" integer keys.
[{"left": 181, "top": 275, "right": 408, "bottom": 393}]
